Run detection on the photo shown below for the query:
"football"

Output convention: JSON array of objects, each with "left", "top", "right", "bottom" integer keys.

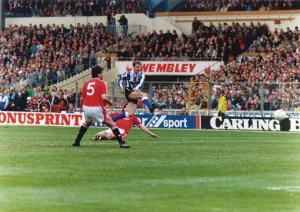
[{"left": 274, "top": 109, "right": 287, "bottom": 121}]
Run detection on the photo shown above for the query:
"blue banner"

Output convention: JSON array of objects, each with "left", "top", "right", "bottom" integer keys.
[
  {"left": 135, "top": 115, "right": 200, "bottom": 129},
  {"left": 91, "top": 114, "right": 200, "bottom": 129}
]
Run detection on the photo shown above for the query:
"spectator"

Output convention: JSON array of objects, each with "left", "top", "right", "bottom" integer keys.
[
  {"left": 19, "top": 75, "right": 29, "bottom": 90},
  {"left": 27, "top": 96, "right": 38, "bottom": 112},
  {"left": 118, "top": 15, "right": 128, "bottom": 36},
  {"left": 0, "top": 91, "right": 9, "bottom": 111},
  {"left": 58, "top": 93, "right": 68, "bottom": 111},
  {"left": 49, "top": 92, "right": 59, "bottom": 106},
  {"left": 106, "top": 16, "right": 116, "bottom": 35},
  {"left": 6, "top": 88, "right": 15, "bottom": 111},
  {"left": 119, "top": 100, "right": 126, "bottom": 108},
  {"left": 56, "top": 65, "right": 66, "bottom": 83},
  {"left": 178, "top": 107, "right": 189, "bottom": 115},
  {"left": 157, "top": 108, "right": 163, "bottom": 115},
  {"left": 67, "top": 103, "right": 75, "bottom": 113},
  {"left": 74, "top": 59, "right": 84, "bottom": 75},
  {"left": 39, "top": 97, "right": 51, "bottom": 112},
  {"left": 192, "top": 17, "right": 201, "bottom": 32},
  {"left": 14, "top": 88, "right": 28, "bottom": 111},
  {"left": 156, "top": 97, "right": 166, "bottom": 108},
  {"left": 104, "top": 57, "right": 112, "bottom": 70},
  {"left": 68, "top": 88, "right": 77, "bottom": 106}
]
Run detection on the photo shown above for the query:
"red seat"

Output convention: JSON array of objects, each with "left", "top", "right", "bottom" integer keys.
[
  {"left": 51, "top": 105, "right": 60, "bottom": 113},
  {"left": 240, "top": 43, "right": 245, "bottom": 51},
  {"left": 228, "top": 55, "right": 234, "bottom": 62}
]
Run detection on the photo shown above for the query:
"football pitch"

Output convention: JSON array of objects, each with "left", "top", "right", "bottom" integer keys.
[{"left": 0, "top": 126, "right": 300, "bottom": 212}]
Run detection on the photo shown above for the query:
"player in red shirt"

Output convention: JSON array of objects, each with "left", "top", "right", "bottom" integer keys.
[
  {"left": 72, "top": 65, "right": 130, "bottom": 148},
  {"left": 92, "top": 104, "right": 159, "bottom": 141}
]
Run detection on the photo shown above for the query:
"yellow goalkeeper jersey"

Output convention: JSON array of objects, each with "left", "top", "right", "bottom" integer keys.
[{"left": 218, "top": 96, "right": 227, "bottom": 113}]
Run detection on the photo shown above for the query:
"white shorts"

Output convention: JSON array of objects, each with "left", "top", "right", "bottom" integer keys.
[
  {"left": 104, "top": 128, "right": 127, "bottom": 140},
  {"left": 83, "top": 105, "right": 108, "bottom": 123}
]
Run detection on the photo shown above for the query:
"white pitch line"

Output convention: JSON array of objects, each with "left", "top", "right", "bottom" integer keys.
[{"left": 267, "top": 186, "right": 300, "bottom": 192}]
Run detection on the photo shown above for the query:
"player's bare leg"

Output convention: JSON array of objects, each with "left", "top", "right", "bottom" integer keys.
[
  {"left": 102, "top": 118, "right": 130, "bottom": 148},
  {"left": 72, "top": 121, "right": 91, "bottom": 147},
  {"left": 128, "top": 102, "right": 137, "bottom": 116},
  {"left": 128, "top": 91, "right": 155, "bottom": 113}
]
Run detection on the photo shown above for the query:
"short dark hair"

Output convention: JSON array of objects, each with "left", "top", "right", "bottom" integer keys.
[
  {"left": 91, "top": 65, "right": 103, "bottom": 78},
  {"left": 132, "top": 60, "right": 141, "bottom": 67}
]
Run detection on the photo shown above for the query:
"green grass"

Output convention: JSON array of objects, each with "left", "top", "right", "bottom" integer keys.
[{"left": 0, "top": 126, "right": 300, "bottom": 212}]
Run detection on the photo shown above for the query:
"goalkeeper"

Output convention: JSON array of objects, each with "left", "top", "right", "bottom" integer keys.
[{"left": 218, "top": 91, "right": 227, "bottom": 116}]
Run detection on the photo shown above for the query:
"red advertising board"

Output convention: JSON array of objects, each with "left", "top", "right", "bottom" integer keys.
[
  {"left": 115, "top": 61, "right": 223, "bottom": 76},
  {"left": 0, "top": 112, "right": 85, "bottom": 127}
]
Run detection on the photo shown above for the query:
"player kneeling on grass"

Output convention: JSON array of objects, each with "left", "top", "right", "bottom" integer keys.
[{"left": 92, "top": 104, "right": 159, "bottom": 141}]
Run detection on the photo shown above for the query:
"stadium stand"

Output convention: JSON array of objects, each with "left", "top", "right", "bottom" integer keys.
[
  {"left": 188, "top": 24, "right": 300, "bottom": 112},
  {"left": 148, "top": 23, "right": 300, "bottom": 112},
  {"left": 5, "top": 0, "right": 148, "bottom": 17},
  {"left": 172, "top": 0, "right": 299, "bottom": 12},
  {"left": 2, "top": 2, "right": 300, "bottom": 113},
  {"left": 1, "top": 20, "right": 299, "bottom": 112},
  {"left": 0, "top": 20, "right": 257, "bottom": 87},
  {"left": 0, "top": 19, "right": 263, "bottom": 111},
  {"left": 119, "top": 21, "right": 270, "bottom": 64}
]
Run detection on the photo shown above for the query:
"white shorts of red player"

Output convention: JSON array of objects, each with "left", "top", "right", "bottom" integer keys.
[
  {"left": 83, "top": 105, "right": 109, "bottom": 123},
  {"left": 104, "top": 128, "right": 127, "bottom": 140}
]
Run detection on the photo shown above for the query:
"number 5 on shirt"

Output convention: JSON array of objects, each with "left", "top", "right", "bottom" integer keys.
[{"left": 87, "top": 82, "right": 95, "bottom": 96}]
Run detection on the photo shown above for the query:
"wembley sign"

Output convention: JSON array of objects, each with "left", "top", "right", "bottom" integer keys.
[{"left": 115, "top": 61, "right": 223, "bottom": 76}]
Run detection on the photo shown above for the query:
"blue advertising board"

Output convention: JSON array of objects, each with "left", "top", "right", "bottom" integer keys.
[
  {"left": 92, "top": 114, "right": 200, "bottom": 129},
  {"left": 135, "top": 115, "right": 200, "bottom": 129}
]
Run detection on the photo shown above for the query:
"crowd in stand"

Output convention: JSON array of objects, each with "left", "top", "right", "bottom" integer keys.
[
  {"left": 0, "top": 85, "right": 77, "bottom": 112},
  {"left": 151, "top": 83, "right": 190, "bottom": 110},
  {"left": 187, "top": 24, "right": 300, "bottom": 112},
  {"left": 1, "top": 14, "right": 300, "bottom": 112},
  {"left": 181, "top": 0, "right": 298, "bottom": 12},
  {"left": 6, "top": 0, "right": 297, "bottom": 17},
  {"left": 1, "top": 21, "right": 297, "bottom": 112},
  {"left": 246, "top": 26, "right": 300, "bottom": 53},
  {"left": 148, "top": 22, "right": 300, "bottom": 112},
  {"left": 124, "top": 21, "right": 268, "bottom": 63},
  {"left": 0, "top": 22, "right": 107, "bottom": 94},
  {"left": 5, "top": 0, "right": 147, "bottom": 17},
  {"left": 0, "top": 19, "right": 259, "bottom": 100}
]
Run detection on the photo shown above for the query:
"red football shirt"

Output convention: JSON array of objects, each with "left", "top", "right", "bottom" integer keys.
[
  {"left": 111, "top": 113, "right": 141, "bottom": 134},
  {"left": 82, "top": 78, "right": 107, "bottom": 106}
]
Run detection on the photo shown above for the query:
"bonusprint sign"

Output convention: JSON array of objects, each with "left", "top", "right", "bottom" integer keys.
[{"left": 115, "top": 61, "right": 223, "bottom": 76}]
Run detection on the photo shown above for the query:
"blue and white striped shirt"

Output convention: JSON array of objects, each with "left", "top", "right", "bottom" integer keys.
[{"left": 117, "top": 71, "right": 145, "bottom": 91}]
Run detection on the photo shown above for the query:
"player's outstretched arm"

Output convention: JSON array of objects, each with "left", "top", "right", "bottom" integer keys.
[
  {"left": 138, "top": 124, "right": 159, "bottom": 139},
  {"left": 101, "top": 94, "right": 113, "bottom": 105}
]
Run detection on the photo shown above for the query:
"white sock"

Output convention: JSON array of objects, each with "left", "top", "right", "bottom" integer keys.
[{"left": 125, "top": 112, "right": 129, "bottom": 118}]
